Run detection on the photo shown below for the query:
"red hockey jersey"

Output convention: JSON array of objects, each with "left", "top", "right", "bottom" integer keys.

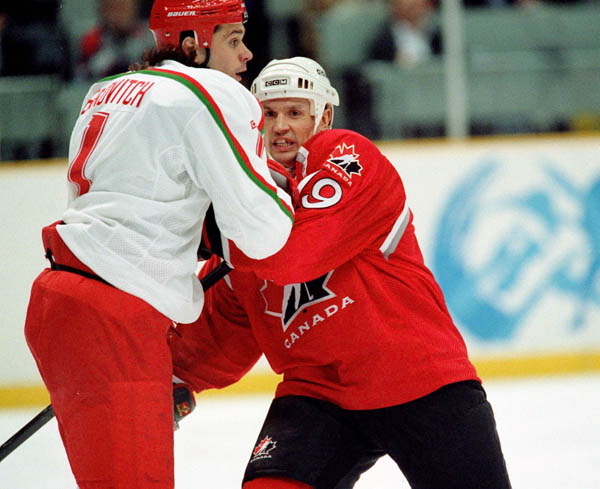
[{"left": 171, "top": 129, "right": 479, "bottom": 410}]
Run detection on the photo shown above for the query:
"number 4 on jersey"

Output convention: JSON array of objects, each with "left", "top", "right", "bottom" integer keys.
[{"left": 67, "top": 112, "right": 110, "bottom": 197}]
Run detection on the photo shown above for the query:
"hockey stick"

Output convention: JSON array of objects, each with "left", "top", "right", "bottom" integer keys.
[
  {"left": 0, "top": 260, "right": 231, "bottom": 463},
  {"left": 0, "top": 404, "right": 55, "bottom": 462}
]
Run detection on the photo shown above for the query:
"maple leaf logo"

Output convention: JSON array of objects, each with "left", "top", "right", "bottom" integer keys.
[
  {"left": 251, "top": 435, "right": 277, "bottom": 462},
  {"left": 327, "top": 143, "right": 362, "bottom": 177},
  {"left": 260, "top": 272, "right": 336, "bottom": 332}
]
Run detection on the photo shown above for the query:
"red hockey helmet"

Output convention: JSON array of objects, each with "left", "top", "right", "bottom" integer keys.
[{"left": 149, "top": 0, "right": 248, "bottom": 50}]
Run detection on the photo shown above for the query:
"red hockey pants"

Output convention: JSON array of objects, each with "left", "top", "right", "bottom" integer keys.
[{"left": 24, "top": 226, "right": 175, "bottom": 488}]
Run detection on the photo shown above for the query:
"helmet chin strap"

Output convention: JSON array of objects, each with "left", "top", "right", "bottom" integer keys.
[
  {"left": 199, "top": 48, "right": 211, "bottom": 68},
  {"left": 311, "top": 100, "right": 322, "bottom": 136},
  {"left": 195, "top": 30, "right": 211, "bottom": 68},
  {"left": 312, "top": 104, "right": 334, "bottom": 136}
]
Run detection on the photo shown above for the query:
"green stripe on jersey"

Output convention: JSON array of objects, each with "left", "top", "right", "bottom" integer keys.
[{"left": 100, "top": 69, "right": 293, "bottom": 222}]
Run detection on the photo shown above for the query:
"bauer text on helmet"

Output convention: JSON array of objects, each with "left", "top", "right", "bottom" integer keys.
[
  {"left": 150, "top": 0, "right": 248, "bottom": 50},
  {"left": 252, "top": 57, "right": 340, "bottom": 134}
]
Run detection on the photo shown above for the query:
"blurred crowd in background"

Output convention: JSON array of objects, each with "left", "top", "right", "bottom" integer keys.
[{"left": 0, "top": 0, "right": 599, "bottom": 160}]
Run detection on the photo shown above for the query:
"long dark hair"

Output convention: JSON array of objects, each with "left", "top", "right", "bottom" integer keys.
[
  {"left": 129, "top": 46, "right": 201, "bottom": 71},
  {"left": 129, "top": 26, "right": 211, "bottom": 71},
  {"left": 129, "top": 29, "right": 217, "bottom": 71}
]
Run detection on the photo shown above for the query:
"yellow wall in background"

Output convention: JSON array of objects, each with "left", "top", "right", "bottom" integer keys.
[{"left": 1, "top": 351, "right": 599, "bottom": 409}]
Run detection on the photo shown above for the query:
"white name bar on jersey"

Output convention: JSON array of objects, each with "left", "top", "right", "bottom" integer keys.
[{"left": 81, "top": 79, "right": 155, "bottom": 115}]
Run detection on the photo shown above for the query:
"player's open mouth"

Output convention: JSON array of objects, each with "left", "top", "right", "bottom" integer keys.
[
  {"left": 235, "top": 68, "right": 246, "bottom": 81},
  {"left": 273, "top": 140, "right": 294, "bottom": 149}
]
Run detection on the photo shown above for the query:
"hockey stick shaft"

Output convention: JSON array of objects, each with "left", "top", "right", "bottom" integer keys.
[
  {"left": 0, "top": 260, "right": 231, "bottom": 463},
  {"left": 0, "top": 405, "right": 54, "bottom": 462}
]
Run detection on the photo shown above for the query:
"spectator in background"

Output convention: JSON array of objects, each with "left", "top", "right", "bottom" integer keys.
[
  {"left": 0, "top": 2, "right": 71, "bottom": 159},
  {"left": 0, "top": 10, "right": 6, "bottom": 73},
  {"left": 464, "top": 0, "right": 591, "bottom": 6},
  {"left": 287, "top": 0, "right": 340, "bottom": 60},
  {"left": 76, "top": 0, "right": 154, "bottom": 80},
  {"left": 369, "top": 0, "right": 441, "bottom": 67},
  {"left": 0, "top": 2, "right": 70, "bottom": 78},
  {"left": 463, "top": 0, "right": 538, "bottom": 6}
]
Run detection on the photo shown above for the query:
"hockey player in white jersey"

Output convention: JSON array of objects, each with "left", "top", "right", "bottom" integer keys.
[{"left": 23, "top": 1, "right": 293, "bottom": 488}]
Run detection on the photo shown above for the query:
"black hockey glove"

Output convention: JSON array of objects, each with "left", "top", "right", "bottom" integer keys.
[
  {"left": 173, "top": 383, "right": 196, "bottom": 431},
  {"left": 197, "top": 204, "right": 224, "bottom": 260}
]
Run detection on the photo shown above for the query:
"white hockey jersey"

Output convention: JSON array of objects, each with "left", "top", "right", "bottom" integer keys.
[{"left": 58, "top": 60, "right": 294, "bottom": 323}]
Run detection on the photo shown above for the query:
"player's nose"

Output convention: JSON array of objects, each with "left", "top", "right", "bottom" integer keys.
[
  {"left": 273, "top": 114, "right": 289, "bottom": 132},
  {"left": 240, "top": 42, "right": 253, "bottom": 63}
]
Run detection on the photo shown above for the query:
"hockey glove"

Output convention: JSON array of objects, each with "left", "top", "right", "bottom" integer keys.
[
  {"left": 197, "top": 160, "right": 296, "bottom": 261},
  {"left": 173, "top": 383, "right": 196, "bottom": 431}
]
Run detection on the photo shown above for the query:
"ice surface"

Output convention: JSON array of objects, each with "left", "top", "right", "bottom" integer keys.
[{"left": 1, "top": 373, "right": 599, "bottom": 489}]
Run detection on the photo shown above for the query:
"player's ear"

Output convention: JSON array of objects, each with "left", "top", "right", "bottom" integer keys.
[
  {"left": 317, "top": 105, "right": 333, "bottom": 132},
  {"left": 181, "top": 36, "right": 209, "bottom": 65},
  {"left": 181, "top": 36, "right": 197, "bottom": 57}
]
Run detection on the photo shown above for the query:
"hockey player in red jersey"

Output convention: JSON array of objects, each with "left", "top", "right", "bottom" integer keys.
[
  {"left": 23, "top": 2, "right": 293, "bottom": 489},
  {"left": 170, "top": 58, "right": 512, "bottom": 489}
]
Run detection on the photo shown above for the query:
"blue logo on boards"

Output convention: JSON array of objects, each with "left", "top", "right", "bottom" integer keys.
[{"left": 433, "top": 159, "right": 600, "bottom": 341}]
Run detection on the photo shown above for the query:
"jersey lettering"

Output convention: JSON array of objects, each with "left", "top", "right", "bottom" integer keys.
[
  {"left": 81, "top": 79, "right": 155, "bottom": 114},
  {"left": 68, "top": 112, "right": 109, "bottom": 197}
]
